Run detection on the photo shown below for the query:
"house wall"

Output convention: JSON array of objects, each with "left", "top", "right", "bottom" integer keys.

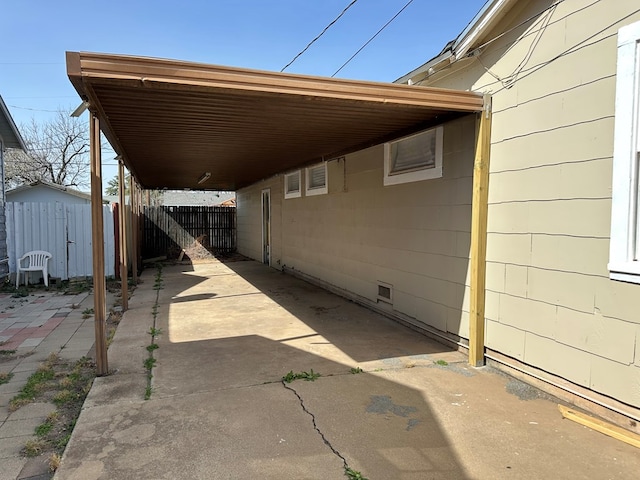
[
  {"left": 6, "top": 185, "right": 91, "bottom": 204},
  {"left": 238, "top": 115, "right": 477, "bottom": 340},
  {"left": 0, "top": 140, "right": 7, "bottom": 278},
  {"left": 417, "top": 0, "right": 640, "bottom": 408}
]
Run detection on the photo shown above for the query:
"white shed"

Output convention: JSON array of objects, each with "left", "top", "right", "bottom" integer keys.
[{"left": 6, "top": 181, "right": 93, "bottom": 205}]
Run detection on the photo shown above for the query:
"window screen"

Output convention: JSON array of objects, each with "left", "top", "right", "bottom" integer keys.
[{"left": 389, "top": 129, "right": 436, "bottom": 175}]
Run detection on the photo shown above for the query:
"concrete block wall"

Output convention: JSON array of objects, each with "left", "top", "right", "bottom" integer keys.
[
  {"left": 238, "top": 115, "right": 477, "bottom": 339},
  {"left": 420, "top": 0, "right": 640, "bottom": 408}
]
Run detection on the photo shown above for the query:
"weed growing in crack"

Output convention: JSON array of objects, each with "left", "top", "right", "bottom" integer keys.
[
  {"left": 282, "top": 369, "right": 321, "bottom": 383},
  {"left": 152, "top": 263, "right": 164, "bottom": 291},
  {"left": 0, "top": 371, "right": 13, "bottom": 385},
  {"left": 148, "top": 327, "right": 163, "bottom": 337},
  {"left": 144, "top": 263, "right": 163, "bottom": 400},
  {"left": 350, "top": 367, "right": 363, "bottom": 374},
  {"left": 143, "top": 357, "right": 157, "bottom": 370},
  {"left": 344, "top": 467, "right": 369, "bottom": 480},
  {"left": 9, "top": 363, "right": 56, "bottom": 411},
  {"left": 435, "top": 359, "right": 449, "bottom": 366}
]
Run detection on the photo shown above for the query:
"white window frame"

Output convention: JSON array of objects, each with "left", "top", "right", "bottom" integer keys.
[
  {"left": 284, "top": 170, "right": 302, "bottom": 199},
  {"left": 305, "top": 162, "right": 328, "bottom": 196},
  {"left": 383, "top": 126, "right": 444, "bottom": 186},
  {"left": 609, "top": 20, "right": 640, "bottom": 284}
]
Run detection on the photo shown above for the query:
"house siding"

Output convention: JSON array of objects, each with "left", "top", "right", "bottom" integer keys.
[
  {"left": 238, "top": 115, "right": 477, "bottom": 340},
  {"left": 0, "top": 142, "right": 7, "bottom": 278},
  {"left": 418, "top": 0, "right": 640, "bottom": 408}
]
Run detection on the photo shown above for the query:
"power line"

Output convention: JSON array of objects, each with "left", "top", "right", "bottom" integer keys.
[
  {"left": 281, "top": 0, "right": 359, "bottom": 72},
  {"left": 0, "top": 62, "right": 62, "bottom": 65},
  {"left": 8, "top": 105, "right": 62, "bottom": 113},
  {"left": 332, "top": 0, "right": 414, "bottom": 77},
  {"left": 6, "top": 96, "right": 76, "bottom": 99}
]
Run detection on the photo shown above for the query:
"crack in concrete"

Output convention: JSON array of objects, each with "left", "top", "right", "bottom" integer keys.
[{"left": 281, "top": 379, "right": 349, "bottom": 471}]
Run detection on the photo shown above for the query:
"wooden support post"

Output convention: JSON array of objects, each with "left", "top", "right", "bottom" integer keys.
[
  {"left": 137, "top": 184, "right": 143, "bottom": 272},
  {"left": 130, "top": 175, "right": 138, "bottom": 285},
  {"left": 90, "top": 112, "right": 109, "bottom": 375},
  {"left": 118, "top": 161, "right": 129, "bottom": 311},
  {"left": 469, "top": 95, "right": 493, "bottom": 367}
]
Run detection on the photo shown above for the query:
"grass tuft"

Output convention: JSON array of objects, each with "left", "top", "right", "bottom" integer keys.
[
  {"left": 23, "top": 439, "right": 47, "bottom": 457},
  {"left": 49, "top": 453, "right": 62, "bottom": 472}
]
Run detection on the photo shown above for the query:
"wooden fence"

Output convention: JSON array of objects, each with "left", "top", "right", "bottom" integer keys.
[{"left": 142, "top": 206, "right": 236, "bottom": 259}]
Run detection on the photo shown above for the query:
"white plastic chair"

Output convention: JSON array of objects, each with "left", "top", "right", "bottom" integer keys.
[{"left": 16, "top": 250, "right": 52, "bottom": 287}]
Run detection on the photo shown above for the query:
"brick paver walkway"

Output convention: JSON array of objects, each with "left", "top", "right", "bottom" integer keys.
[{"left": 0, "top": 290, "right": 97, "bottom": 480}]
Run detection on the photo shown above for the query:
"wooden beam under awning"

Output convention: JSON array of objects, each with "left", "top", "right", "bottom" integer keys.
[{"left": 469, "top": 95, "right": 493, "bottom": 367}]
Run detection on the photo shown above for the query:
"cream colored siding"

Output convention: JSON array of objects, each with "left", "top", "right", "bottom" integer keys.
[
  {"left": 237, "top": 177, "right": 283, "bottom": 264},
  {"left": 238, "top": 115, "right": 477, "bottom": 339},
  {"left": 419, "top": 0, "right": 640, "bottom": 407}
]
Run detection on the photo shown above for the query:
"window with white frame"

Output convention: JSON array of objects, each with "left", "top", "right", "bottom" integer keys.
[
  {"left": 609, "top": 19, "right": 640, "bottom": 284},
  {"left": 383, "top": 126, "right": 444, "bottom": 186},
  {"left": 284, "top": 170, "right": 301, "bottom": 199},
  {"left": 305, "top": 162, "right": 327, "bottom": 196}
]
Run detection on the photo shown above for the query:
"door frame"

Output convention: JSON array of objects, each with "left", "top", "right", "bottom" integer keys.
[{"left": 261, "top": 188, "right": 271, "bottom": 266}]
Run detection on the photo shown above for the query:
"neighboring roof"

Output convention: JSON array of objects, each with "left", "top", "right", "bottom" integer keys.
[
  {"left": 66, "top": 52, "right": 484, "bottom": 191},
  {"left": 161, "top": 190, "right": 235, "bottom": 206},
  {"left": 6, "top": 180, "right": 93, "bottom": 202},
  {"left": 395, "top": 0, "right": 518, "bottom": 84},
  {"left": 0, "top": 95, "right": 27, "bottom": 150}
]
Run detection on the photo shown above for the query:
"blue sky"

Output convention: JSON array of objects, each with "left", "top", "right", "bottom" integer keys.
[{"left": 1, "top": 0, "right": 486, "bottom": 187}]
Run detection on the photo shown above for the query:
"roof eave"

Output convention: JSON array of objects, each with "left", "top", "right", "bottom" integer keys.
[
  {"left": 395, "top": 0, "right": 519, "bottom": 85},
  {"left": 0, "top": 96, "right": 27, "bottom": 151}
]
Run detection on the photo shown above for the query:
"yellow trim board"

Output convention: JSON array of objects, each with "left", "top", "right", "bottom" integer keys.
[{"left": 558, "top": 404, "right": 640, "bottom": 449}]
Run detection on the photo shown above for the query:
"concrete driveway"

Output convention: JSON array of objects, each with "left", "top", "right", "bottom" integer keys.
[{"left": 55, "top": 260, "right": 640, "bottom": 479}]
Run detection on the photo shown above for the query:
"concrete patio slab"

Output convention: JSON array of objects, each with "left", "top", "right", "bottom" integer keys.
[{"left": 55, "top": 261, "right": 640, "bottom": 479}]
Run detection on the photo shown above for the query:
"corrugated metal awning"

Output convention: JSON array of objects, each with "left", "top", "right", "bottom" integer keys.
[{"left": 66, "top": 52, "right": 484, "bottom": 190}]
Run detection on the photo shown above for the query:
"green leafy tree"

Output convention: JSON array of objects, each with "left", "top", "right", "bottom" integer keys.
[{"left": 105, "top": 174, "right": 130, "bottom": 196}]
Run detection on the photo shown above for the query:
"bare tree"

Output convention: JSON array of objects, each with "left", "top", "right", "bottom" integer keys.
[{"left": 4, "top": 109, "right": 90, "bottom": 189}]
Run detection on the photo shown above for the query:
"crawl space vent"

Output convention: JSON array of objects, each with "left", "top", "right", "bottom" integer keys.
[{"left": 377, "top": 282, "right": 393, "bottom": 304}]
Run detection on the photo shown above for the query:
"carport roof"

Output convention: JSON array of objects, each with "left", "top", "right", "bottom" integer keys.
[{"left": 66, "top": 51, "right": 484, "bottom": 191}]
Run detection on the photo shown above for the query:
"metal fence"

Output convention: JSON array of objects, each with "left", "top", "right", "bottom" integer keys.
[
  {"left": 142, "top": 206, "right": 236, "bottom": 259},
  {"left": 5, "top": 202, "right": 116, "bottom": 280}
]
